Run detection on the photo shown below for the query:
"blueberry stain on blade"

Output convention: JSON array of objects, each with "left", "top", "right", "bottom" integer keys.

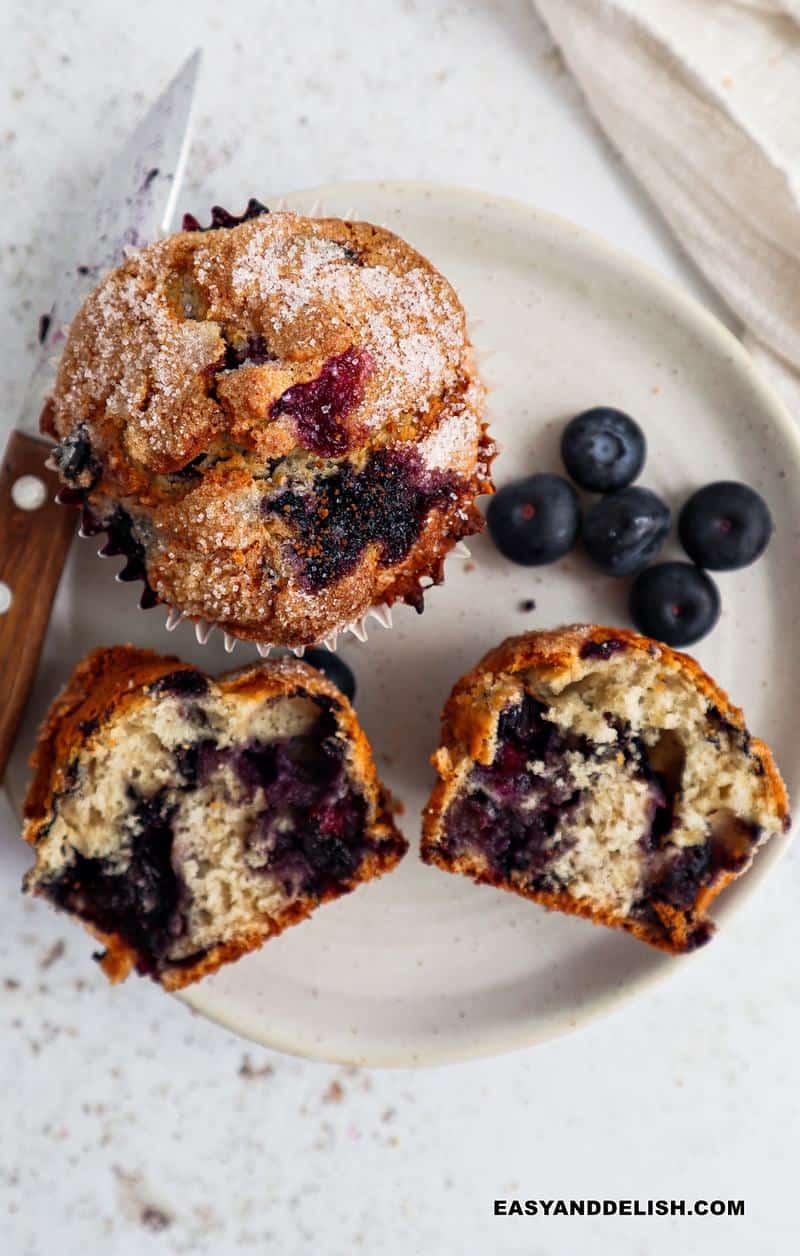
[
  {"left": 678, "top": 481, "right": 773, "bottom": 571},
  {"left": 629, "top": 562, "right": 720, "bottom": 647},
  {"left": 486, "top": 474, "right": 581, "bottom": 566},
  {"left": 303, "top": 648, "right": 356, "bottom": 702},
  {"left": 561, "top": 407, "right": 646, "bottom": 492},
  {"left": 583, "top": 486, "right": 671, "bottom": 577}
]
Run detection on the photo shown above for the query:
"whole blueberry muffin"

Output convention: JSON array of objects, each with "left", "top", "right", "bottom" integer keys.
[
  {"left": 44, "top": 205, "right": 492, "bottom": 645},
  {"left": 23, "top": 646, "right": 406, "bottom": 988},
  {"left": 422, "top": 626, "right": 790, "bottom": 953}
]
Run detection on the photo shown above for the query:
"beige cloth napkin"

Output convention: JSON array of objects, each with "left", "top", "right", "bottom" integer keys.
[{"left": 533, "top": 0, "right": 800, "bottom": 417}]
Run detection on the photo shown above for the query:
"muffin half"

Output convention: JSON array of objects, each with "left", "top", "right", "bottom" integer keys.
[
  {"left": 422, "top": 626, "right": 790, "bottom": 952},
  {"left": 23, "top": 647, "right": 406, "bottom": 988}
]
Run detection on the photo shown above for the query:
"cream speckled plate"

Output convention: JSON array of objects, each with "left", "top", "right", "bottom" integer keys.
[{"left": 5, "top": 182, "right": 800, "bottom": 1065}]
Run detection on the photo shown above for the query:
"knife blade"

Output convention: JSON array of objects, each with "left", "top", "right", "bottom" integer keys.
[
  {"left": 18, "top": 48, "right": 202, "bottom": 438},
  {"left": 0, "top": 50, "right": 202, "bottom": 779}
]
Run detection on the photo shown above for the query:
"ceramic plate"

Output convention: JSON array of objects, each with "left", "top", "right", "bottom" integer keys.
[{"left": 5, "top": 182, "right": 800, "bottom": 1066}]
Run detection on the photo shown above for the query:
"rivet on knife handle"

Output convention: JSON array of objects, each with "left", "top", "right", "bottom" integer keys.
[{"left": 0, "top": 430, "right": 75, "bottom": 780}]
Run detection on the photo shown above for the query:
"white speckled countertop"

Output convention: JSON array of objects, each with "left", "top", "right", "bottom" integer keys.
[{"left": 2, "top": 3, "right": 798, "bottom": 1253}]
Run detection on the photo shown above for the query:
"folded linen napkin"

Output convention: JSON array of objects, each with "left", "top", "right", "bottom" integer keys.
[{"left": 533, "top": 0, "right": 800, "bottom": 416}]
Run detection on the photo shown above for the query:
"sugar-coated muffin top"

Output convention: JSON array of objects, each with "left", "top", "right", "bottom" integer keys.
[{"left": 45, "top": 209, "right": 492, "bottom": 645}]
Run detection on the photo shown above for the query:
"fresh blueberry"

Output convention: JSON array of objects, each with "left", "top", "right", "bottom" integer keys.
[
  {"left": 561, "top": 407, "right": 646, "bottom": 492},
  {"left": 303, "top": 648, "right": 356, "bottom": 702},
  {"left": 629, "top": 562, "right": 720, "bottom": 647},
  {"left": 678, "top": 481, "right": 773, "bottom": 571},
  {"left": 486, "top": 474, "right": 581, "bottom": 566},
  {"left": 583, "top": 486, "right": 671, "bottom": 576}
]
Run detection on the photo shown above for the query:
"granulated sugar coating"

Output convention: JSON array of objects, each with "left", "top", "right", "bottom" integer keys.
[{"left": 44, "top": 210, "right": 493, "bottom": 646}]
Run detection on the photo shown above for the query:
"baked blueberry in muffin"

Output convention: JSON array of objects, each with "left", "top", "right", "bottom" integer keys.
[
  {"left": 43, "top": 208, "right": 493, "bottom": 646},
  {"left": 22, "top": 647, "right": 406, "bottom": 988},
  {"left": 422, "top": 626, "right": 789, "bottom": 952}
]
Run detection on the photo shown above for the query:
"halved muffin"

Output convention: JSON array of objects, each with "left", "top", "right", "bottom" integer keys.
[
  {"left": 23, "top": 646, "right": 406, "bottom": 988},
  {"left": 422, "top": 626, "right": 790, "bottom": 952}
]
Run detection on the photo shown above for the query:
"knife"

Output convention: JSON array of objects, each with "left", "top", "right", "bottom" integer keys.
[{"left": 0, "top": 50, "right": 202, "bottom": 779}]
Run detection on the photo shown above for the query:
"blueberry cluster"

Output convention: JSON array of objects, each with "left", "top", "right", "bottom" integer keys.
[{"left": 486, "top": 407, "right": 773, "bottom": 648}]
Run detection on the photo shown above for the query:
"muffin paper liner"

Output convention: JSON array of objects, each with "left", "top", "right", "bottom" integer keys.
[
  {"left": 153, "top": 539, "right": 473, "bottom": 658},
  {"left": 55, "top": 483, "right": 475, "bottom": 660},
  {"left": 47, "top": 195, "right": 488, "bottom": 659}
]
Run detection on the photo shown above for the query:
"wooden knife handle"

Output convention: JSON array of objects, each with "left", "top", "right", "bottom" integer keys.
[{"left": 0, "top": 430, "right": 75, "bottom": 781}]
